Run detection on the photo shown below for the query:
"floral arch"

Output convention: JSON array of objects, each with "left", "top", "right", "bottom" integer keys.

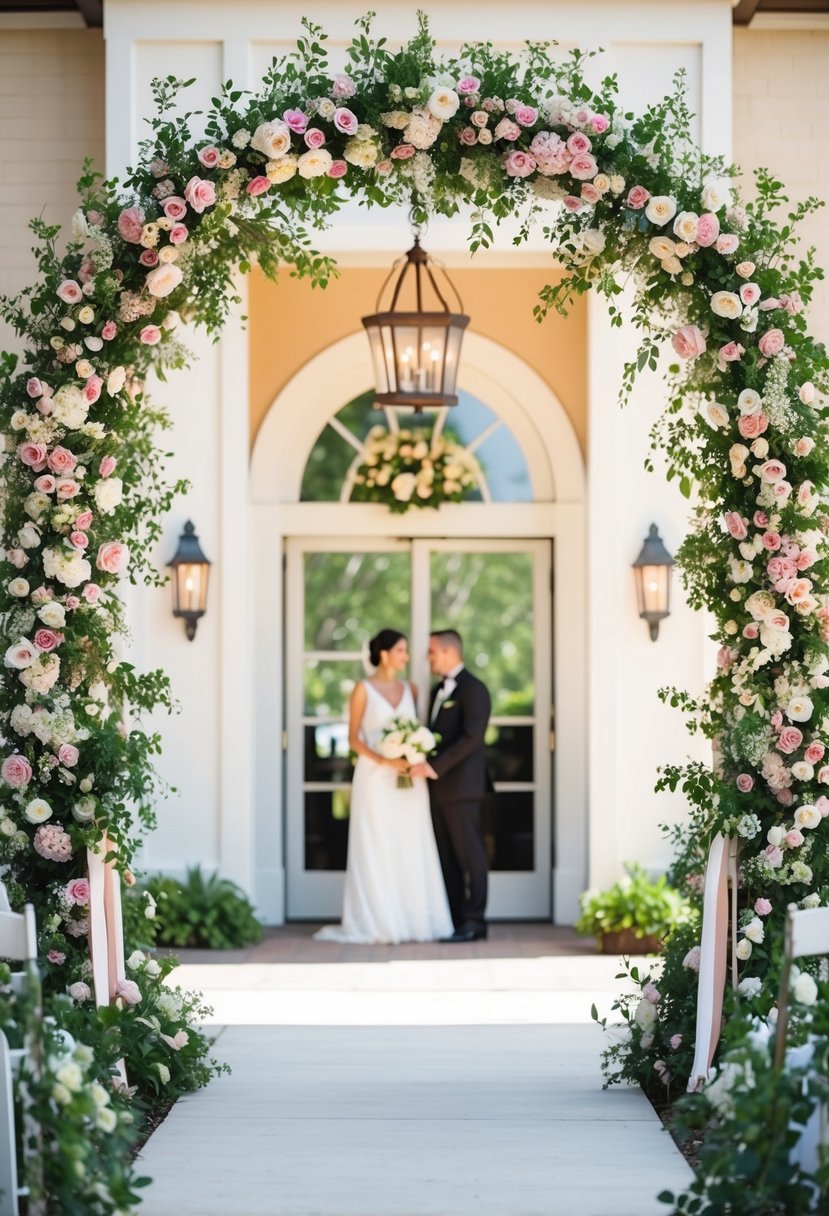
[{"left": 1, "top": 13, "right": 828, "bottom": 1212}]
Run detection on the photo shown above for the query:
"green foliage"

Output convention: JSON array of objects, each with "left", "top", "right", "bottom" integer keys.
[
  {"left": 135, "top": 867, "right": 263, "bottom": 950},
  {"left": 575, "top": 863, "right": 691, "bottom": 941}
]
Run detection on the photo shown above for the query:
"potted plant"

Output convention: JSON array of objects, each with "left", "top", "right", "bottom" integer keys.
[{"left": 575, "top": 863, "right": 689, "bottom": 954}]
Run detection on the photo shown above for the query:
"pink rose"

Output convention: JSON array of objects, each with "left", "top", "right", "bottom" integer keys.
[
  {"left": 140, "top": 325, "right": 162, "bottom": 346},
  {"left": 34, "top": 629, "right": 61, "bottom": 652},
  {"left": 83, "top": 375, "right": 103, "bottom": 405},
  {"left": 764, "top": 844, "right": 784, "bottom": 868},
  {"left": 805, "top": 742, "right": 825, "bottom": 764},
  {"left": 762, "top": 531, "right": 781, "bottom": 551},
  {"left": 759, "top": 459, "right": 786, "bottom": 483},
  {"left": 8, "top": 549, "right": 28, "bottom": 568},
  {"left": 724, "top": 511, "right": 748, "bottom": 540},
  {"left": 753, "top": 898, "right": 772, "bottom": 916},
  {"left": 457, "top": 75, "right": 481, "bottom": 95},
  {"left": 75, "top": 510, "right": 93, "bottom": 531},
  {"left": 736, "top": 773, "right": 754, "bottom": 792},
  {"left": 459, "top": 127, "right": 477, "bottom": 146},
  {"left": 797, "top": 548, "right": 817, "bottom": 570},
  {"left": 626, "top": 185, "right": 650, "bottom": 209},
  {"left": 99, "top": 455, "right": 117, "bottom": 478},
  {"left": 47, "top": 950, "right": 66, "bottom": 966},
  {"left": 65, "top": 875, "right": 89, "bottom": 903},
  {"left": 376, "top": 161, "right": 392, "bottom": 176},
  {"left": 26, "top": 378, "right": 42, "bottom": 398},
  {"left": 816, "top": 796, "right": 829, "bottom": 816},
  {"left": 183, "top": 176, "right": 217, "bottom": 213},
  {"left": 68, "top": 981, "right": 92, "bottom": 1002},
  {"left": 327, "top": 160, "right": 348, "bottom": 179},
  {"left": 738, "top": 413, "right": 768, "bottom": 440},
  {"left": 283, "top": 109, "right": 308, "bottom": 134},
  {"left": 643, "top": 982, "right": 661, "bottom": 1004},
  {"left": 514, "top": 104, "right": 538, "bottom": 127},
  {"left": 82, "top": 583, "right": 102, "bottom": 603},
  {"left": 47, "top": 446, "right": 77, "bottom": 475},
  {"left": 198, "top": 144, "right": 221, "bottom": 168},
  {"left": 139, "top": 249, "right": 159, "bottom": 267},
  {"left": 162, "top": 196, "right": 187, "bottom": 221},
  {"left": 492, "top": 118, "right": 520, "bottom": 142},
  {"left": 785, "top": 829, "right": 804, "bottom": 849},
  {"left": 504, "top": 150, "right": 537, "bottom": 178},
  {"left": 566, "top": 131, "right": 592, "bottom": 155},
  {"left": 758, "top": 328, "right": 784, "bottom": 357},
  {"left": 716, "top": 233, "right": 740, "bottom": 255},
  {"left": 331, "top": 74, "right": 356, "bottom": 100},
  {"left": 591, "top": 114, "right": 610, "bottom": 134},
  {"left": 18, "top": 442, "right": 47, "bottom": 467},
  {"left": 719, "top": 341, "right": 744, "bottom": 363},
  {"left": 569, "top": 153, "right": 598, "bottom": 181},
  {"left": 771, "top": 710, "right": 784, "bottom": 730},
  {"left": 117, "top": 206, "right": 145, "bottom": 243},
  {"left": 671, "top": 325, "right": 706, "bottom": 360},
  {"left": 581, "top": 183, "right": 600, "bottom": 204},
  {"left": 304, "top": 127, "right": 326, "bottom": 149},
  {"left": 30, "top": 586, "right": 51, "bottom": 605},
  {"left": 2, "top": 754, "right": 32, "bottom": 788},
  {"left": 115, "top": 979, "right": 142, "bottom": 1006},
  {"left": 55, "top": 478, "right": 80, "bottom": 500},
  {"left": 246, "top": 176, "right": 271, "bottom": 196},
  {"left": 799, "top": 382, "right": 816, "bottom": 405},
  {"left": 333, "top": 107, "right": 358, "bottom": 136},
  {"left": 777, "top": 726, "right": 803, "bottom": 755},
  {"left": 695, "top": 213, "right": 720, "bottom": 247},
  {"left": 562, "top": 196, "right": 584, "bottom": 212},
  {"left": 759, "top": 297, "right": 779, "bottom": 312},
  {"left": 390, "top": 145, "right": 414, "bottom": 160},
  {"left": 794, "top": 437, "right": 815, "bottom": 457},
  {"left": 69, "top": 531, "right": 89, "bottom": 550},
  {"left": 739, "top": 283, "right": 761, "bottom": 307},
  {"left": 100, "top": 320, "right": 117, "bottom": 341},
  {"left": 470, "top": 111, "right": 489, "bottom": 129},
  {"left": 716, "top": 645, "right": 735, "bottom": 670},
  {"left": 753, "top": 510, "right": 769, "bottom": 528},
  {"left": 743, "top": 623, "right": 759, "bottom": 639},
  {"left": 34, "top": 474, "right": 56, "bottom": 494},
  {"left": 169, "top": 223, "right": 189, "bottom": 246},
  {"left": 96, "top": 541, "right": 128, "bottom": 575}
]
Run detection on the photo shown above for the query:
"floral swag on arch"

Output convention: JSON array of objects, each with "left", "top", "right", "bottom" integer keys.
[{"left": 1, "top": 12, "right": 828, "bottom": 1212}]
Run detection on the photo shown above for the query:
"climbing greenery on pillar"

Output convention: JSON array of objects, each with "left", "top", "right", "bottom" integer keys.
[{"left": 0, "top": 12, "right": 828, "bottom": 1213}]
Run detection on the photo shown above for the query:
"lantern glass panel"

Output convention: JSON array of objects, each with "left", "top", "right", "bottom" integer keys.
[
  {"left": 175, "top": 562, "right": 208, "bottom": 616},
  {"left": 365, "top": 325, "right": 389, "bottom": 394},
  {"left": 637, "top": 564, "right": 670, "bottom": 618},
  {"left": 393, "top": 325, "right": 420, "bottom": 393},
  {"left": 442, "top": 325, "right": 464, "bottom": 395}
]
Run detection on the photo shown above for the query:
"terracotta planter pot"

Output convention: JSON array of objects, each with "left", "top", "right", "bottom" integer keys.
[{"left": 599, "top": 929, "right": 663, "bottom": 955}]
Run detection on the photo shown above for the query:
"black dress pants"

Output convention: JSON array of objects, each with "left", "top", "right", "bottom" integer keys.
[{"left": 430, "top": 796, "right": 488, "bottom": 930}]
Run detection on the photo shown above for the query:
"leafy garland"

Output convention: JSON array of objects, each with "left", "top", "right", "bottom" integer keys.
[
  {"left": 351, "top": 424, "right": 481, "bottom": 511},
  {"left": 1, "top": 11, "right": 828, "bottom": 1210}
]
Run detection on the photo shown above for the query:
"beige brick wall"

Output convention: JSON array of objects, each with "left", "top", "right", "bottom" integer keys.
[
  {"left": 0, "top": 28, "right": 104, "bottom": 351},
  {"left": 734, "top": 28, "right": 829, "bottom": 338}
]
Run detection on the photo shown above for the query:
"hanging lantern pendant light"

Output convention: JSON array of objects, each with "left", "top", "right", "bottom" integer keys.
[{"left": 362, "top": 234, "right": 470, "bottom": 413}]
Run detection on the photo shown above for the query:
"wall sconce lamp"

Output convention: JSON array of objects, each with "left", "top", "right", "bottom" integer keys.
[
  {"left": 168, "top": 520, "right": 211, "bottom": 641},
  {"left": 632, "top": 523, "right": 674, "bottom": 642}
]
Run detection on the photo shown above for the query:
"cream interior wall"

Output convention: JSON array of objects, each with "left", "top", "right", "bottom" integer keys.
[
  {"left": 0, "top": 28, "right": 105, "bottom": 343},
  {"left": 249, "top": 269, "right": 588, "bottom": 454},
  {"left": 733, "top": 28, "right": 829, "bottom": 332}
]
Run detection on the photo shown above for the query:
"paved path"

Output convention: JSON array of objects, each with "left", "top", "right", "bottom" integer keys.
[{"left": 139, "top": 928, "right": 692, "bottom": 1216}]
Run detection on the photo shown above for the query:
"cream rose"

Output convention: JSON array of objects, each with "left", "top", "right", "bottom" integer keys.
[
  {"left": 644, "top": 195, "right": 677, "bottom": 226},
  {"left": 145, "top": 263, "right": 183, "bottom": 298},
  {"left": 8, "top": 578, "right": 29, "bottom": 598},
  {"left": 266, "top": 156, "right": 298, "bottom": 184},
  {"left": 251, "top": 120, "right": 292, "bottom": 160},
  {"left": 672, "top": 211, "right": 699, "bottom": 243},
  {"left": 427, "top": 88, "right": 460, "bottom": 120},
  {"left": 710, "top": 291, "right": 743, "bottom": 319},
  {"left": 38, "top": 601, "right": 66, "bottom": 628},
  {"left": 93, "top": 477, "right": 123, "bottom": 514},
  {"left": 648, "top": 236, "right": 676, "bottom": 261}
]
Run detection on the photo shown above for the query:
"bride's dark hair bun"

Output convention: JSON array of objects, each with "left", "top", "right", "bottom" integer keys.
[{"left": 369, "top": 629, "right": 406, "bottom": 668}]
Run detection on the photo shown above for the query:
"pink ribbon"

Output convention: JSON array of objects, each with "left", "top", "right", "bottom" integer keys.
[{"left": 687, "top": 832, "right": 739, "bottom": 1091}]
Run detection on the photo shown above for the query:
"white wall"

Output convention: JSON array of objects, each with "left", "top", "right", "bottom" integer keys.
[{"left": 101, "top": 0, "right": 733, "bottom": 915}]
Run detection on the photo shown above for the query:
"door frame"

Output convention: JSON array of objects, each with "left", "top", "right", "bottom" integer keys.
[
  {"left": 285, "top": 536, "right": 552, "bottom": 920},
  {"left": 251, "top": 331, "right": 586, "bottom": 925}
]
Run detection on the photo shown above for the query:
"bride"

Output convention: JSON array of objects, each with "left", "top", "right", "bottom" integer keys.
[{"left": 315, "top": 629, "right": 453, "bottom": 944}]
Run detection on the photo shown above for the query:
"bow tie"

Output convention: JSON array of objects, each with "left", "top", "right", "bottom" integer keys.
[{"left": 437, "top": 677, "right": 448, "bottom": 691}]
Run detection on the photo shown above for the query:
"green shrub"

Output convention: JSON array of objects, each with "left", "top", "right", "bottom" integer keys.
[
  {"left": 575, "top": 862, "right": 690, "bottom": 942},
  {"left": 133, "top": 867, "right": 263, "bottom": 950}
]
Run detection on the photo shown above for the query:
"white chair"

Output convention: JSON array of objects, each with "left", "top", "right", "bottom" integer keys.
[
  {"left": 773, "top": 906, "right": 829, "bottom": 1071},
  {"left": 0, "top": 882, "right": 41, "bottom": 1216}
]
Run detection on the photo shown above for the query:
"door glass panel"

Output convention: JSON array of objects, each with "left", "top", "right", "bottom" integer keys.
[
  {"left": 305, "top": 724, "right": 354, "bottom": 783},
  {"left": 305, "top": 789, "right": 351, "bottom": 870},
  {"left": 304, "top": 551, "right": 410, "bottom": 651},
  {"left": 304, "top": 660, "right": 367, "bottom": 718},
  {"left": 485, "top": 791, "right": 534, "bottom": 871},
  {"left": 485, "top": 724, "right": 534, "bottom": 783},
  {"left": 430, "top": 551, "right": 534, "bottom": 716}
]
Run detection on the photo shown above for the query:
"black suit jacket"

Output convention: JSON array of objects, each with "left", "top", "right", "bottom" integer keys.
[{"left": 428, "top": 668, "right": 493, "bottom": 804}]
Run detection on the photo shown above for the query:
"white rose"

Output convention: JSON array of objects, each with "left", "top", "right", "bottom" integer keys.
[
  {"left": 791, "top": 762, "right": 814, "bottom": 782},
  {"left": 38, "top": 601, "right": 66, "bottom": 628},
  {"left": 704, "top": 402, "right": 729, "bottom": 430},
  {"left": 710, "top": 291, "right": 743, "bottom": 319},
  {"left": 72, "top": 795, "right": 97, "bottom": 823},
  {"left": 127, "top": 950, "right": 146, "bottom": 971},
  {"left": 145, "top": 263, "right": 183, "bottom": 298},
  {"left": 644, "top": 195, "right": 677, "bottom": 226},
  {"left": 107, "top": 366, "right": 126, "bottom": 396},
  {"left": 738, "top": 976, "right": 762, "bottom": 999},
  {"left": 634, "top": 997, "right": 657, "bottom": 1031},
  {"left": 427, "top": 87, "right": 460, "bottom": 120},
  {"left": 743, "top": 918, "right": 764, "bottom": 944},
  {"left": 786, "top": 695, "right": 814, "bottom": 722},
  {"left": 793, "top": 971, "right": 818, "bottom": 1005},
  {"left": 24, "top": 493, "right": 50, "bottom": 522},
  {"left": 19, "top": 522, "right": 41, "bottom": 549},
  {"left": 403, "top": 107, "right": 442, "bottom": 150},
  {"left": 701, "top": 177, "right": 732, "bottom": 212},
  {"left": 738, "top": 389, "right": 763, "bottom": 416},
  {"left": 297, "top": 148, "right": 333, "bottom": 179},
  {"left": 5, "top": 638, "right": 36, "bottom": 670},
  {"left": 735, "top": 938, "right": 752, "bottom": 960},
  {"left": 794, "top": 804, "right": 821, "bottom": 830},
  {"left": 96, "top": 1107, "right": 118, "bottom": 1134},
  {"left": 391, "top": 472, "right": 417, "bottom": 502},
  {"left": 251, "top": 120, "right": 292, "bottom": 160},
  {"left": 672, "top": 211, "right": 699, "bottom": 242},
  {"left": 8, "top": 578, "right": 29, "bottom": 598},
  {"left": 93, "top": 477, "right": 123, "bottom": 514},
  {"left": 55, "top": 1061, "right": 83, "bottom": 1092},
  {"left": 317, "top": 99, "right": 335, "bottom": 119},
  {"left": 51, "top": 384, "right": 89, "bottom": 429},
  {"left": 24, "top": 798, "right": 52, "bottom": 824}
]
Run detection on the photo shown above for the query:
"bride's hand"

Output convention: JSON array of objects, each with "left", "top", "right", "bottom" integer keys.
[{"left": 385, "top": 757, "right": 410, "bottom": 774}]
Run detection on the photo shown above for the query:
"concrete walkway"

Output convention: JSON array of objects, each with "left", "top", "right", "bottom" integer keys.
[{"left": 139, "top": 927, "right": 692, "bottom": 1216}]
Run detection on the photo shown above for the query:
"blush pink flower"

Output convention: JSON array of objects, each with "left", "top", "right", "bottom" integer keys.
[
  {"left": 785, "top": 829, "right": 804, "bottom": 849},
  {"left": 581, "top": 183, "right": 600, "bottom": 204},
  {"left": 34, "top": 474, "right": 56, "bottom": 494},
  {"left": 333, "top": 107, "right": 358, "bottom": 135},
  {"left": 328, "top": 160, "right": 348, "bottom": 179},
  {"left": 115, "top": 979, "right": 142, "bottom": 1006},
  {"left": 33, "top": 823, "right": 72, "bottom": 862},
  {"left": 739, "top": 283, "right": 761, "bottom": 307},
  {"left": 738, "top": 413, "right": 768, "bottom": 440},
  {"left": 724, "top": 511, "right": 748, "bottom": 540},
  {"left": 736, "top": 773, "right": 754, "bottom": 792},
  {"left": 2, "top": 754, "right": 32, "bottom": 788},
  {"left": 719, "top": 341, "right": 744, "bottom": 364},
  {"left": 183, "top": 176, "right": 217, "bottom": 213},
  {"left": 695, "top": 213, "right": 720, "bottom": 247},
  {"left": 83, "top": 375, "right": 103, "bottom": 405},
  {"left": 569, "top": 153, "right": 598, "bottom": 181},
  {"left": 139, "top": 249, "right": 159, "bottom": 268},
  {"left": 18, "top": 442, "right": 48, "bottom": 468},
  {"left": 805, "top": 742, "right": 825, "bottom": 764},
  {"left": 101, "top": 320, "right": 117, "bottom": 341},
  {"left": 168, "top": 223, "right": 188, "bottom": 246},
  {"left": 493, "top": 118, "right": 521, "bottom": 142},
  {"left": 331, "top": 74, "right": 356, "bottom": 100},
  {"left": 716, "top": 233, "right": 740, "bottom": 255},
  {"left": 591, "top": 114, "right": 610, "bottom": 134},
  {"left": 99, "top": 455, "right": 117, "bottom": 479},
  {"left": 47, "top": 446, "right": 77, "bottom": 475},
  {"left": 197, "top": 145, "right": 221, "bottom": 168},
  {"left": 65, "top": 876, "right": 90, "bottom": 904},
  {"left": 117, "top": 207, "right": 145, "bottom": 243},
  {"left": 162, "top": 197, "right": 187, "bottom": 221},
  {"left": 34, "top": 629, "right": 61, "bottom": 652},
  {"left": 391, "top": 144, "right": 414, "bottom": 160},
  {"left": 764, "top": 844, "right": 784, "bottom": 868},
  {"left": 82, "top": 583, "right": 102, "bottom": 603},
  {"left": 626, "top": 185, "right": 650, "bottom": 209},
  {"left": 504, "top": 150, "right": 537, "bottom": 178},
  {"left": 566, "top": 131, "right": 592, "bottom": 155},
  {"left": 671, "top": 325, "right": 706, "bottom": 360},
  {"left": 75, "top": 510, "right": 93, "bottom": 531},
  {"left": 459, "top": 127, "right": 477, "bottom": 146},
  {"left": 96, "top": 541, "right": 128, "bottom": 575},
  {"left": 283, "top": 108, "right": 308, "bottom": 134},
  {"left": 47, "top": 950, "right": 66, "bottom": 966},
  {"left": 140, "top": 325, "right": 162, "bottom": 346},
  {"left": 69, "top": 531, "right": 89, "bottom": 550},
  {"left": 777, "top": 726, "right": 803, "bottom": 755},
  {"left": 759, "top": 328, "right": 785, "bottom": 357},
  {"left": 457, "top": 75, "right": 480, "bottom": 95},
  {"left": 26, "top": 378, "right": 43, "bottom": 398},
  {"left": 670, "top": 1033, "right": 683, "bottom": 1050},
  {"left": 514, "top": 104, "right": 538, "bottom": 127},
  {"left": 304, "top": 127, "right": 326, "bottom": 149},
  {"left": 562, "top": 196, "right": 584, "bottom": 212},
  {"left": 246, "top": 176, "right": 271, "bottom": 196},
  {"left": 754, "top": 898, "right": 772, "bottom": 916},
  {"left": 55, "top": 478, "right": 80, "bottom": 500}
]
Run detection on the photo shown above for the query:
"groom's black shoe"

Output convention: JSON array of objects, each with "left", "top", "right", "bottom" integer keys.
[{"left": 440, "top": 923, "right": 488, "bottom": 943}]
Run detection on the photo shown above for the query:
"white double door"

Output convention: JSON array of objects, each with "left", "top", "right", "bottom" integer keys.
[{"left": 285, "top": 537, "right": 553, "bottom": 920}]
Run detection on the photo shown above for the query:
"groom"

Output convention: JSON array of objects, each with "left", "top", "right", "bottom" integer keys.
[{"left": 410, "top": 629, "right": 492, "bottom": 943}]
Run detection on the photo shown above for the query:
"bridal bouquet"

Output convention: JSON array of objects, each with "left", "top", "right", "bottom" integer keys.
[
  {"left": 353, "top": 427, "right": 480, "bottom": 513},
  {"left": 378, "top": 717, "right": 437, "bottom": 789}
]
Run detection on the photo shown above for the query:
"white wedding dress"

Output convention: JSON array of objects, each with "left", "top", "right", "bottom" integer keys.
[{"left": 315, "top": 681, "right": 453, "bottom": 944}]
